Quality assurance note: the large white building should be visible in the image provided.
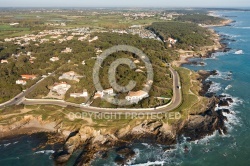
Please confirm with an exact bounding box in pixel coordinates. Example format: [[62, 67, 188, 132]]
[[125, 90, 149, 104], [52, 82, 71, 95]]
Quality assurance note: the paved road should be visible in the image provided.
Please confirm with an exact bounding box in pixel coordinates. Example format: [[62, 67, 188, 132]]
[[0, 67, 182, 113], [0, 73, 54, 109]]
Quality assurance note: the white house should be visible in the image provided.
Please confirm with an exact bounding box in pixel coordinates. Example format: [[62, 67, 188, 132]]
[[70, 90, 88, 98], [21, 75, 37, 80], [103, 88, 114, 95], [10, 23, 19, 26], [89, 36, 98, 43], [95, 48, 103, 55], [126, 90, 149, 103], [94, 91, 104, 99], [167, 37, 177, 44], [134, 60, 140, 64], [1, 60, 8, 64], [135, 69, 144, 73], [94, 88, 114, 99], [4, 38, 13, 42], [62, 47, 72, 53], [52, 82, 71, 95], [16, 80, 27, 85], [27, 52, 32, 56], [50, 57, 59, 62], [66, 36, 74, 41], [59, 71, 82, 82], [78, 34, 90, 41]]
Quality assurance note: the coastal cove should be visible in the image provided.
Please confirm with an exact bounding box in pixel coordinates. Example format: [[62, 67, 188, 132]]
[[0, 10, 250, 166]]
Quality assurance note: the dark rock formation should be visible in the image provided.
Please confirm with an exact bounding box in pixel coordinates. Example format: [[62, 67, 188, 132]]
[[197, 70, 217, 97], [114, 146, 136, 164], [218, 99, 229, 107], [179, 98, 227, 140]]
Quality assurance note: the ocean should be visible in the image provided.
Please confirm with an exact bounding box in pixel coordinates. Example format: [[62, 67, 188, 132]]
[[1, 10, 250, 166], [0, 133, 56, 165]]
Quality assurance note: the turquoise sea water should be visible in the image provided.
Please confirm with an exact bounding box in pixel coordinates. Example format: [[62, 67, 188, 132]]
[[1, 10, 250, 166]]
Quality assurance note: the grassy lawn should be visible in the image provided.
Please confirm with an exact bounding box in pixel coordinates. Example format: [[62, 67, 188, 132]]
[[0, 24, 30, 31], [0, 27, 31, 40], [164, 67, 208, 124]]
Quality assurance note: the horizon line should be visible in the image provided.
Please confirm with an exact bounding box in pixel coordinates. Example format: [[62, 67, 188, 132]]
[[0, 6, 250, 8]]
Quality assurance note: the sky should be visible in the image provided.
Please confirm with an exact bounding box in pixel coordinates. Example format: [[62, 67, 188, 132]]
[[0, 0, 249, 8]]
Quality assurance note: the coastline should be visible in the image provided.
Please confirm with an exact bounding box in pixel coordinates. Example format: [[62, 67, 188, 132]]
[[0, 114, 57, 139], [173, 18, 232, 67], [0, 16, 235, 166]]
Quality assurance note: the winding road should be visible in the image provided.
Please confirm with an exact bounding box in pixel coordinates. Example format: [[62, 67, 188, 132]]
[[0, 67, 182, 114], [0, 72, 55, 109]]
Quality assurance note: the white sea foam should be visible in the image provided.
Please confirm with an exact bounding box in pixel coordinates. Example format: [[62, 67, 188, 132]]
[[4, 143, 11, 147], [235, 27, 250, 29], [210, 52, 228, 59], [208, 70, 232, 80], [219, 93, 243, 107], [234, 50, 244, 55], [126, 148, 140, 165], [130, 161, 165, 166], [191, 131, 218, 145], [35, 150, 45, 154], [141, 143, 151, 149], [45, 150, 55, 154], [225, 85, 232, 90], [34, 150, 55, 155], [220, 33, 241, 38], [127, 92, 243, 166], [216, 93, 243, 131], [208, 82, 222, 93], [188, 93, 243, 147]]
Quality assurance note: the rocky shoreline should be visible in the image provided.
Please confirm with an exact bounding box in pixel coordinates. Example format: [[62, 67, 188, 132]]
[[51, 95, 231, 165], [0, 86, 233, 166], [174, 18, 233, 68], [0, 17, 235, 166]]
